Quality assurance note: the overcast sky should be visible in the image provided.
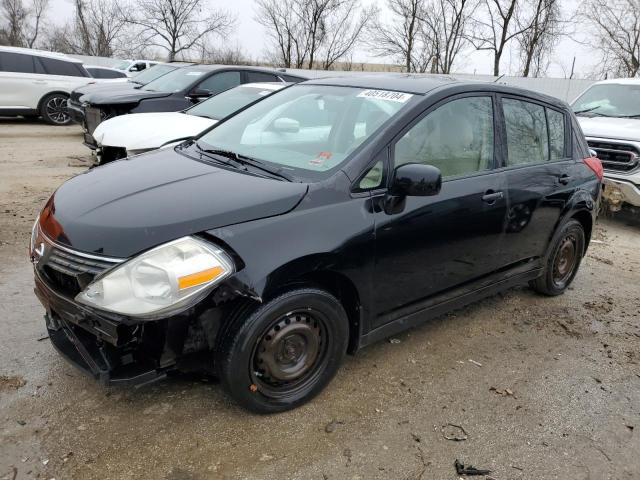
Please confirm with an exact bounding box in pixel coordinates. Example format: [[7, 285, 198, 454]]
[[48, 0, 595, 78]]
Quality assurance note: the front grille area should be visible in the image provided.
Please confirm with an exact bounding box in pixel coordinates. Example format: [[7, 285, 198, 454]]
[[85, 107, 104, 134], [587, 141, 640, 172], [40, 243, 124, 298]]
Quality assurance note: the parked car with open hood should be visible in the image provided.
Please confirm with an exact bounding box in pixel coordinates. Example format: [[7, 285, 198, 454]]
[[31, 76, 601, 412], [67, 62, 196, 128], [0, 46, 100, 125], [572, 79, 640, 210], [79, 65, 307, 148], [92, 82, 287, 164]]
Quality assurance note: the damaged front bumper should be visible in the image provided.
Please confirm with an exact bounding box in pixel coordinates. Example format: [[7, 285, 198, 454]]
[[34, 269, 228, 387]]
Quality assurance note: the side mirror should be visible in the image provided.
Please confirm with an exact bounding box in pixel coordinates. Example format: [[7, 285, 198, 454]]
[[390, 163, 442, 197], [188, 88, 212, 100], [272, 117, 300, 133]]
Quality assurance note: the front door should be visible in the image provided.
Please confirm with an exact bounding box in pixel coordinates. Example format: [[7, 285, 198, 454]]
[[371, 94, 508, 328]]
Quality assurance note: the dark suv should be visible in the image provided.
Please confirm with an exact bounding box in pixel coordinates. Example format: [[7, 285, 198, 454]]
[[31, 76, 602, 413], [77, 65, 306, 148]]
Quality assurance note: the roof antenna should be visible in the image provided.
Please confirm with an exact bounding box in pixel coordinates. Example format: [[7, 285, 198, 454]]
[[493, 74, 505, 83]]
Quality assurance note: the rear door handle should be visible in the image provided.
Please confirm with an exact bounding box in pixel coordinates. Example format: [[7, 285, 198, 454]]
[[481, 190, 504, 204], [558, 174, 571, 185]]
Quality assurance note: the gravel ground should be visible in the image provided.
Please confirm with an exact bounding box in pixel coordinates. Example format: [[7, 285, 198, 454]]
[[1, 118, 639, 480]]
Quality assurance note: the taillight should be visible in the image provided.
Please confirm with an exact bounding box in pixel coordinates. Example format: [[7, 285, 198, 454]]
[[584, 156, 603, 181]]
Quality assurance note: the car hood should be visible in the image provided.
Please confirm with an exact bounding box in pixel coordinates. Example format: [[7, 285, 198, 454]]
[[72, 82, 138, 103], [577, 116, 640, 142], [39, 148, 308, 258], [83, 88, 172, 106], [94, 112, 216, 151]]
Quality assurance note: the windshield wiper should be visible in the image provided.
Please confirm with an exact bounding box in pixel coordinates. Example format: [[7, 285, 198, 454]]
[[196, 144, 293, 182], [573, 106, 609, 116], [615, 113, 640, 118]]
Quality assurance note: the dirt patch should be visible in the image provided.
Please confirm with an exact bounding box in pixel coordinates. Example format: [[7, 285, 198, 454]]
[[0, 375, 26, 391]]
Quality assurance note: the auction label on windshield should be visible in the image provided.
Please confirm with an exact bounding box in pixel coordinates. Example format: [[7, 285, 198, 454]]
[[357, 90, 413, 103]]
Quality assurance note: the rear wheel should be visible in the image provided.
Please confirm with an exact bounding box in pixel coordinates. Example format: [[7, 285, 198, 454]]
[[40, 93, 72, 125], [216, 288, 349, 413], [530, 219, 585, 296]]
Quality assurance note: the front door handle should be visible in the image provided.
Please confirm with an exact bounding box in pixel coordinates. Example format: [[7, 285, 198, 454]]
[[558, 174, 571, 185], [481, 190, 504, 204]]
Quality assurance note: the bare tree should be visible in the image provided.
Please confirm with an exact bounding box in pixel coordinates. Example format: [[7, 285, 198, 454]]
[[470, 0, 531, 76], [255, 0, 309, 68], [0, 0, 27, 46], [420, 0, 477, 74], [515, 0, 562, 77], [128, 0, 235, 61], [319, 0, 373, 70], [578, 0, 640, 78], [366, 0, 425, 72], [0, 0, 46, 47]]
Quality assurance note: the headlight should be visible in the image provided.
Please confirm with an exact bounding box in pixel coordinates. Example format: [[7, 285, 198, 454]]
[[76, 236, 234, 317]]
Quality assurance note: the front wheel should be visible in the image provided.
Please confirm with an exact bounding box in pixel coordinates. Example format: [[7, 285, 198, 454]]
[[530, 219, 585, 296], [40, 93, 72, 125], [216, 288, 349, 413]]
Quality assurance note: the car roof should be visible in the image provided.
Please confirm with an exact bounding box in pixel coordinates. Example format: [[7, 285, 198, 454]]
[[302, 74, 569, 109], [239, 82, 285, 90], [0, 46, 83, 63], [591, 77, 640, 86], [180, 64, 299, 75]]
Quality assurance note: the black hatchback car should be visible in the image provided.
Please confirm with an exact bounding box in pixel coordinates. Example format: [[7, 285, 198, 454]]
[[31, 76, 602, 413], [77, 65, 306, 148]]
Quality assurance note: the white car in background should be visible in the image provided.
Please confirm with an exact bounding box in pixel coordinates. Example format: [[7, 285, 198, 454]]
[[0, 46, 105, 125], [92, 82, 286, 164], [112, 59, 161, 77], [572, 79, 640, 210]]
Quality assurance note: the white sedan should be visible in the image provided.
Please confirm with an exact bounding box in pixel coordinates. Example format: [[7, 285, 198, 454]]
[[92, 83, 286, 164]]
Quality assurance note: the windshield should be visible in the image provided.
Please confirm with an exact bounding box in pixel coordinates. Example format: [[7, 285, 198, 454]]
[[113, 60, 131, 70], [198, 85, 415, 180], [572, 84, 640, 117], [143, 67, 206, 92], [187, 85, 281, 120], [132, 64, 174, 85]]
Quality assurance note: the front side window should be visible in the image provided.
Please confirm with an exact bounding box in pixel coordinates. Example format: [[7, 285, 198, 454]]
[[197, 85, 415, 181], [143, 67, 209, 92], [197, 71, 242, 95], [394, 96, 494, 178], [39, 57, 88, 77], [133, 64, 175, 85], [503, 98, 549, 166], [572, 84, 640, 117]]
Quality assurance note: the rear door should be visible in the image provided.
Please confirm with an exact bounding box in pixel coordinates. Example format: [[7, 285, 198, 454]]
[[0, 51, 44, 110], [371, 93, 508, 327], [498, 95, 576, 268]]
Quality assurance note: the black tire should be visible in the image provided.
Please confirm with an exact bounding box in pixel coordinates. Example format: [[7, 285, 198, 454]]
[[216, 288, 349, 413], [529, 219, 585, 296], [40, 93, 72, 125]]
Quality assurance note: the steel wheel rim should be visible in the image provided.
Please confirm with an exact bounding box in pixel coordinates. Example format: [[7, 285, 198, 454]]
[[552, 234, 577, 287], [46, 96, 70, 124], [250, 308, 329, 399]]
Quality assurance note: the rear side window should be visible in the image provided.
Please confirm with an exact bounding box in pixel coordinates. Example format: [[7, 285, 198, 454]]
[[246, 71, 279, 83], [0, 52, 37, 73], [39, 57, 88, 77], [503, 98, 549, 166], [394, 96, 495, 179], [197, 71, 241, 95]]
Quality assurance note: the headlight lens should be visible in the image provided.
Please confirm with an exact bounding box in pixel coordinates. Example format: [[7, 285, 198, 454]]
[[75, 236, 233, 317]]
